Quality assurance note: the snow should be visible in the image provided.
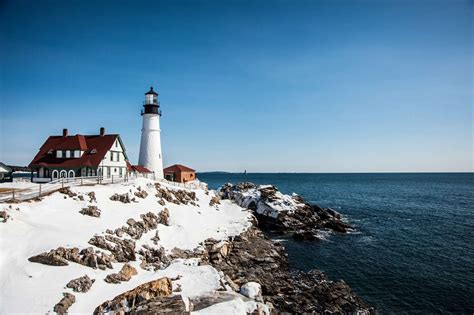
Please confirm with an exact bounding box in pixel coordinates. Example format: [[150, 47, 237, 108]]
[[193, 296, 269, 315], [224, 184, 304, 219], [240, 282, 262, 300], [0, 178, 253, 314]]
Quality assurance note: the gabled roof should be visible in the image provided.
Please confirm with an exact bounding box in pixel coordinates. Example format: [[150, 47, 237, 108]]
[[0, 162, 12, 172], [133, 165, 152, 173], [163, 164, 195, 173], [126, 161, 152, 173], [29, 134, 128, 168]]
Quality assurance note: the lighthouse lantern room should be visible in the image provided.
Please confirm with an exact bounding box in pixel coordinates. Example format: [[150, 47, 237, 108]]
[[138, 86, 164, 178]]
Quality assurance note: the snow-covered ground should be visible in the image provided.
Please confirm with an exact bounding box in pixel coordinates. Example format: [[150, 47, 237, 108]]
[[0, 178, 256, 314]]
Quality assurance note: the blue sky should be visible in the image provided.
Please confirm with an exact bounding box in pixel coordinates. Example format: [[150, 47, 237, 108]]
[[0, 0, 472, 172]]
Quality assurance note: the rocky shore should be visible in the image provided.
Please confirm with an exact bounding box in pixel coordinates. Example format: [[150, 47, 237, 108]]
[[219, 182, 352, 240], [2, 178, 373, 314], [111, 182, 374, 313]]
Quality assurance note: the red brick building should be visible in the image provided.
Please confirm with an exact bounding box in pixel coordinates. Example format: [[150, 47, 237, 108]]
[[163, 164, 196, 183]]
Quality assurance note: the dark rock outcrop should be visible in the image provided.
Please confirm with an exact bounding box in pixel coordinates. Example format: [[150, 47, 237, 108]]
[[29, 246, 114, 270], [79, 205, 101, 217], [104, 263, 137, 283], [220, 182, 352, 239], [66, 275, 95, 293], [138, 245, 171, 271], [54, 293, 75, 315], [88, 235, 136, 262], [109, 193, 131, 203], [93, 277, 173, 314], [0, 211, 10, 223], [206, 226, 373, 314]]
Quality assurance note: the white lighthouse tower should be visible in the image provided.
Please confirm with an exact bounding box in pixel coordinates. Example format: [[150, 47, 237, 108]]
[[138, 86, 164, 179]]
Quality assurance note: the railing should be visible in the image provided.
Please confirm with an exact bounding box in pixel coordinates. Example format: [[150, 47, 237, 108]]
[[0, 174, 207, 203]]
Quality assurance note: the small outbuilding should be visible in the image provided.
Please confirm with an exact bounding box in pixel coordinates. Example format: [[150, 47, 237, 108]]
[[126, 161, 153, 178], [163, 164, 196, 183], [0, 162, 13, 183]]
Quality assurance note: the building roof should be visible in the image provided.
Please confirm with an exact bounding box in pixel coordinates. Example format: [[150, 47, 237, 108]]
[[163, 164, 195, 173], [133, 165, 152, 173], [126, 161, 152, 173], [0, 162, 12, 173], [29, 133, 127, 169], [145, 86, 158, 96]]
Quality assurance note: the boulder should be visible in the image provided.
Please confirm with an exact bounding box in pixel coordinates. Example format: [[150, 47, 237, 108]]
[[240, 282, 262, 301], [53, 293, 75, 315], [66, 275, 95, 293], [94, 277, 172, 314], [0, 211, 10, 223], [88, 191, 97, 203], [79, 205, 101, 217], [109, 193, 131, 203], [104, 263, 137, 283]]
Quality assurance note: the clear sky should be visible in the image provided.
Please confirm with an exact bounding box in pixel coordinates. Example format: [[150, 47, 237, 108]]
[[0, 0, 472, 172]]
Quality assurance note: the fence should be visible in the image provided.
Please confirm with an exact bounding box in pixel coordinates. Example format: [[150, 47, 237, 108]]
[[0, 174, 207, 203]]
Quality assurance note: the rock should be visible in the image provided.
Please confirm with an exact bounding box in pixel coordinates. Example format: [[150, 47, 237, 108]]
[[109, 193, 131, 203], [240, 282, 262, 301], [139, 245, 171, 271], [132, 295, 187, 313], [28, 250, 69, 266], [0, 211, 10, 223], [29, 246, 114, 270], [204, 226, 373, 314], [220, 182, 353, 239], [53, 292, 75, 315], [79, 205, 101, 217], [59, 187, 77, 198], [293, 230, 318, 241], [134, 189, 148, 199], [93, 277, 173, 314], [126, 218, 136, 226], [88, 235, 136, 262], [189, 292, 239, 312], [209, 195, 221, 206], [66, 275, 95, 293], [88, 191, 97, 203], [158, 208, 170, 225], [104, 263, 137, 283]]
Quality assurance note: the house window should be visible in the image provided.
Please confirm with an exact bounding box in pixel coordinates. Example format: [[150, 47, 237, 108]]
[[117, 153, 120, 162], [65, 151, 71, 158], [110, 151, 114, 161], [57, 151, 63, 158], [74, 150, 81, 158], [115, 140, 118, 148], [119, 167, 123, 177]]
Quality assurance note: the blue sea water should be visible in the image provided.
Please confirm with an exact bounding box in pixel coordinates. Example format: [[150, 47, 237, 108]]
[[198, 173, 474, 314]]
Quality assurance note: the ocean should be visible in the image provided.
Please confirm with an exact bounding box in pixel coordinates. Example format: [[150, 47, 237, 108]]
[[198, 173, 474, 314]]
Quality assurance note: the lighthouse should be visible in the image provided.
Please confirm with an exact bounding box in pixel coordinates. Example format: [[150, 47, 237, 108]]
[[138, 86, 164, 179]]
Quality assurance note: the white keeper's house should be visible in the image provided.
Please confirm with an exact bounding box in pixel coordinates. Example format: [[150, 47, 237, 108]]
[[29, 127, 129, 182]]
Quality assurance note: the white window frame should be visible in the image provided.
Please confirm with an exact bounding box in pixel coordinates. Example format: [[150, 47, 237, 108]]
[[65, 151, 71, 158], [57, 151, 63, 158]]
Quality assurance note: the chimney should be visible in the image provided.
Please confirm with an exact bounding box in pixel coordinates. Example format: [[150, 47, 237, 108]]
[[100, 127, 105, 136], [63, 128, 68, 137]]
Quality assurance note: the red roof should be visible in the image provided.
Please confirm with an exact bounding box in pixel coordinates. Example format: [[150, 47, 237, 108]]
[[132, 165, 152, 173], [29, 134, 125, 168], [126, 161, 151, 173], [163, 164, 195, 173]]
